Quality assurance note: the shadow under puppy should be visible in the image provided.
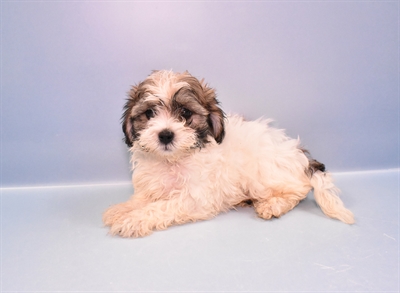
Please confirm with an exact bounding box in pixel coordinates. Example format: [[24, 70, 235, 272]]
[[103, 70, 354, 238]]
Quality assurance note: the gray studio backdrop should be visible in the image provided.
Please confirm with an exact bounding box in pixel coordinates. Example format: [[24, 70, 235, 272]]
[[2, 1, 398, 187]]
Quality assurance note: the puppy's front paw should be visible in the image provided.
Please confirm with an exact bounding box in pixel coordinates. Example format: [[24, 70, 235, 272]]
[[104, 200, 177, 237], [103, 201, 135, 227], [109, 212, 154, 238]]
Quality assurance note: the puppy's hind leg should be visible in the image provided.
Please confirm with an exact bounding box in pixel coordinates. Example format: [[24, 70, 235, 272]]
[[253, 190, 308, 220]]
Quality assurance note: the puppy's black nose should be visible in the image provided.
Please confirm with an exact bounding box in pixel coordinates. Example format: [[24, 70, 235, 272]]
[[158, 129, 174, 145]]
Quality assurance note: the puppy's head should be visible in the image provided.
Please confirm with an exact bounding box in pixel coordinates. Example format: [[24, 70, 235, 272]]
[[122, 70, 225, 158]]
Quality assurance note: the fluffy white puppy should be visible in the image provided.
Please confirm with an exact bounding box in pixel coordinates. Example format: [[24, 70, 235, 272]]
[[103, 70, 354, 237]]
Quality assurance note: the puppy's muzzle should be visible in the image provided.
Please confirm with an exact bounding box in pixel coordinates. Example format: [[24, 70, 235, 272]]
[[158, 129, 174, 145]]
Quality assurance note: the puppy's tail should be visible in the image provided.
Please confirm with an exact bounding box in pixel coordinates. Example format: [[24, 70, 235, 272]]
[[310, 171, 355, 224]]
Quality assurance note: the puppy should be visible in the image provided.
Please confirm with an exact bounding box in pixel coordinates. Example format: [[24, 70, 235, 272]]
[[103, 70, 354, 238]]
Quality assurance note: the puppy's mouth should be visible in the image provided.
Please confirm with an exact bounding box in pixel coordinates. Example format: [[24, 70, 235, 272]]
[[138, 143, 174, 152], [159, 141, 200, 153], [138, 140, 201, 155], [160, 144, 174, 152]]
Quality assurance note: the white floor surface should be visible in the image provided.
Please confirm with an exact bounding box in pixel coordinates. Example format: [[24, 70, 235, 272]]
[[1, 169, 398, 292]]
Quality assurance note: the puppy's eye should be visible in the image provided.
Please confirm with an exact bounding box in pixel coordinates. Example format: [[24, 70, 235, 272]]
[[144, 109, 155, 119], [181, 108, 192, 120]]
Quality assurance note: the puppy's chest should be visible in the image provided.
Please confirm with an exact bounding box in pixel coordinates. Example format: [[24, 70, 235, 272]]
[[134, 159, 202, 195]]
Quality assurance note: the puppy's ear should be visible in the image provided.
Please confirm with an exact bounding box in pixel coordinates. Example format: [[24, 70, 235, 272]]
[[203, 85, 226, 144], [176, 72, 226, 144], [122, 85, 141, 147], [183, 74, 226, 144]]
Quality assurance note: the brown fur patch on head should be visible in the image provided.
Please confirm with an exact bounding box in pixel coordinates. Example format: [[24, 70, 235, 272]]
[[176, 73, 226, 143], [122, 77, 159, 147]]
